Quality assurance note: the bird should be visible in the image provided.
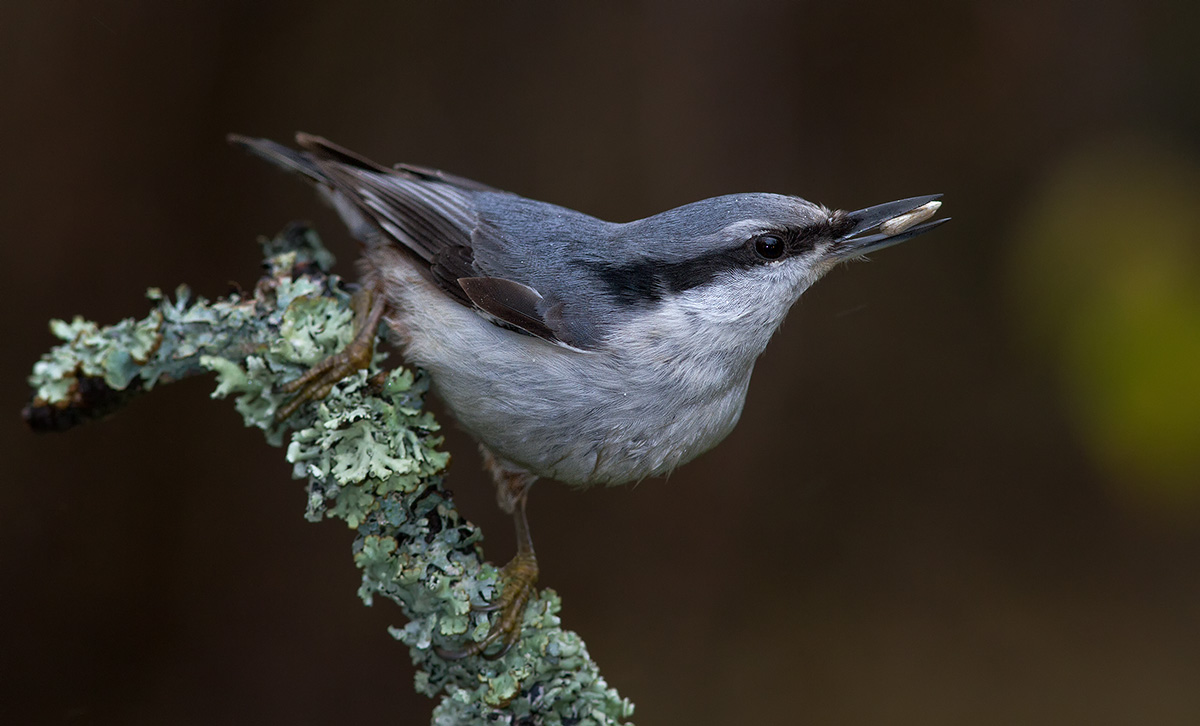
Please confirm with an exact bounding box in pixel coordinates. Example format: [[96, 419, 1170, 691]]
[[229, 132, 948, 659]]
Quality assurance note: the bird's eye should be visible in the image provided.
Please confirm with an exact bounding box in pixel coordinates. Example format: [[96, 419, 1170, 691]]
[[753, 234, 785, 260]]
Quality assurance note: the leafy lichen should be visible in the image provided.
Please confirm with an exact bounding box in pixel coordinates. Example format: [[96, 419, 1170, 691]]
[[23, 223, 634, 725]]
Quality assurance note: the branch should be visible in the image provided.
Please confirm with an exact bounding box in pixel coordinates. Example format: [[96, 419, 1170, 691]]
[[23, 223, 634, 725]]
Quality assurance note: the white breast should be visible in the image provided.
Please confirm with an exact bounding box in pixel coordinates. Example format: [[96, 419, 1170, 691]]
[[373, 272, 755, 485]]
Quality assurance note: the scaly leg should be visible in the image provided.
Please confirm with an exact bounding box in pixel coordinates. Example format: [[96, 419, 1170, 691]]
[[275, 282, 387, 421], [438, 452, 539, 660]]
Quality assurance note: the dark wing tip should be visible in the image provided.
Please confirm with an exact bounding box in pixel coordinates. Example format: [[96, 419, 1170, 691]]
[[294, 132, 393, 175], [226, 133, 323, 182], [456, 276, 592, 350], [392, 162, 503, 193]]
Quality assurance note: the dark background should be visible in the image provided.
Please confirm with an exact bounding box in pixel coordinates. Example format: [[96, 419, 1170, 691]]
[[4, 2, 1199, 724]]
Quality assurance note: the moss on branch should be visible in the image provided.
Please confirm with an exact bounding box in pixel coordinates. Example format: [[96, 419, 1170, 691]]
[[23, 223, 634, 725]]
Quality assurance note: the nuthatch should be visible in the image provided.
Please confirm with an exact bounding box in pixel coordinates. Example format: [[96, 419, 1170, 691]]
[[230, 133, 948, 658]]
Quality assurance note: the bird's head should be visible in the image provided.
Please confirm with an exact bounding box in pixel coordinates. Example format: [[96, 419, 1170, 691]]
[[603, 192, 948, 362]]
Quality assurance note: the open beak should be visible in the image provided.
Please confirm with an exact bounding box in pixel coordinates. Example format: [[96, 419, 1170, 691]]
[[830, 194, 949, 260]]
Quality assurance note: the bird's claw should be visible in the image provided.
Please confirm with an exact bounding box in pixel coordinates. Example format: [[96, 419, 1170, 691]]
[[274, 288, 383, 422], [274, 337, 374, 421], [437, 550, 538, 661]]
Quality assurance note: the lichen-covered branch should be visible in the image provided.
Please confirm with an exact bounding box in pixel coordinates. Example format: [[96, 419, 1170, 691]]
[[23, 223, 634, 726]]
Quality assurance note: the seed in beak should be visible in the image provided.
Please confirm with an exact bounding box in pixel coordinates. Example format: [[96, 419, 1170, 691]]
[[879, 200, 942, 236]]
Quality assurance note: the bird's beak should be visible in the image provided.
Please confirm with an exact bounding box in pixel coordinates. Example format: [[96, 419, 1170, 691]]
[[830, 194, 949, 260]]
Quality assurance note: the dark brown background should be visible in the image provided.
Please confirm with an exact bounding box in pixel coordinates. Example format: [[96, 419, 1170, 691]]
[[4, 2, 1199, 724]]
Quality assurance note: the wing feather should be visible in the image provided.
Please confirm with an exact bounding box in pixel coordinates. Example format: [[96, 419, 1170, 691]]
[[249, 133, 587, 349]]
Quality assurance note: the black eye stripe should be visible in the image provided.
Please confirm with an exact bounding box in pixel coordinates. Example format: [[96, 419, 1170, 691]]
[[584, 220, 833, 305], [786, 234, 818, 256]]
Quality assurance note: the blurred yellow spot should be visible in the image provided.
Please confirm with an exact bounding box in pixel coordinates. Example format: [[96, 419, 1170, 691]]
[[1007, 138, 1200, 519]]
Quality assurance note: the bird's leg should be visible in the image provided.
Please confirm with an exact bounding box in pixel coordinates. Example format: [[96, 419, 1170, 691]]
[[437, 451, 539, 661], [275, 281, 387, 421]]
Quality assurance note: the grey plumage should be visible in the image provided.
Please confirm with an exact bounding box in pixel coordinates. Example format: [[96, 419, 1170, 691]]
[[230, 133, 947, 486]]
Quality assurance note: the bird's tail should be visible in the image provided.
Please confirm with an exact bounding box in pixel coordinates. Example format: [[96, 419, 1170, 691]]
[[227, 133, 326, 184]]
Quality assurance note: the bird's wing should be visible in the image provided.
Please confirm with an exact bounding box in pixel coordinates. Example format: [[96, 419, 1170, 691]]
[[291, 135, 588, 350]]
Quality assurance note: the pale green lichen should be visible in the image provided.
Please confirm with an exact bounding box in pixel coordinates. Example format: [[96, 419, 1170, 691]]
[[24, 223, 634, 725]]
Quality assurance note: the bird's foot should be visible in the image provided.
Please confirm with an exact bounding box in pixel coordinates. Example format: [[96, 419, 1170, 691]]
[[275, 287, 385, 421], [437, 549, 539, 660]]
